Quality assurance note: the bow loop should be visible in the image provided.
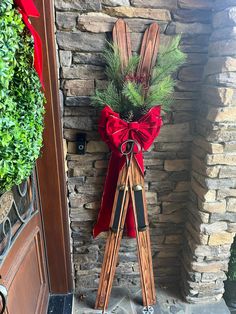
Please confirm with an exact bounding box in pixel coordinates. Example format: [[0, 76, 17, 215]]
[[99, 105, 163, 155]]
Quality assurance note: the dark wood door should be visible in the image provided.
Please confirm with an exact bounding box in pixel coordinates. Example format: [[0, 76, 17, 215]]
[[0, 173, 49, 314]]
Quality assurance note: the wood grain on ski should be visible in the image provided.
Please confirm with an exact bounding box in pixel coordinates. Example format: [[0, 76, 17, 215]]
[[130, 159, 156, 306], [95, 165, 130, 310], [112, 19, 132, 70], [136, 23, 160, 88]]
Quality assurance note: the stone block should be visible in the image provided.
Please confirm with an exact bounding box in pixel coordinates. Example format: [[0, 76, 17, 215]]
[[217, 189, 236, 199], [175, 81, 201, 92], [103, 7, 171, 21], [173, 91, 198, 100], [178, 0, 214, 9], [219, 166, 236, 178], [198, 200, 226, 214], [166, 22, 211, 35], [210, 212, 236, 223], [211, 26, 236, 42], [57, 31, 106, 52], [78, 12, 116, 33], [201, 86, 236, 107], [165, 234, 183, 244], [206, 153, 236, 166], [192, 260, 228, 272], [149, 181, 175, 193], [157, 142, 190, 152], [224, 142, 236, 152], [186, 53, 208, 65], [208, 232, 234, 245], [102, 0, 130, 6], [194, 244, 231, 259], [204, 57, 236, 76], [213, 7, 236, 29], [200, 222, 228, 235], [157, 123, 192, 142], [173, 9, 211, 23], [162, 201, 186, 214], [94, 160, 108, 169], [62, 65, 105, 80], [175, 181, 189, 192], [164, 159, 190, 171], [130, 0, 177, 9], [206, 72, 236, 89], [67, 141, 77, 154], [54, 0, 101, 11], [191, 178, 216, 202], [145, 170, 168, 181], [65, 96, 91, 107], [228, 223, 236, 232], [63, 80, 94, 96], [86, 141, 109, 153], [209, 40, 236, 57], [73, 52, 104, 65], [204, 178, 236, 189], [56, 12, 77, 30], [79, 15, 168, 34], [146, 192, 158, 205], [193, 137, 224, 154], [59, 50, 72, 67], [178, 66, 204, 82], [207, 107, 236, 123], [227, 198, 236, 212], [64, 116, 93, 130]]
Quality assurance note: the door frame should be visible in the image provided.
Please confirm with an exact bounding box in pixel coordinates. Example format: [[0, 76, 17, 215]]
[[32, 0, 73, 294]]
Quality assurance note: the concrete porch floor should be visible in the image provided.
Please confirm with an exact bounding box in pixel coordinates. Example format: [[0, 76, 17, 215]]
[[73, 284, 230, 314]]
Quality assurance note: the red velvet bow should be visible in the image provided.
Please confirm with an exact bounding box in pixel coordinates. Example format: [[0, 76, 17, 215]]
[[93, 105, 163, 238], [14, 0, 43, 87]]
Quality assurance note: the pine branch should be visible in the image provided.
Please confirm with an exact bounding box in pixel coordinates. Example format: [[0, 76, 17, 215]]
[[123, 81, 145, 107], [91, 82, 122, 112], [146, 75, 174, 111], [103, 41, 123, 90], [124, 54, 140, 77], [152, 35, 186, 85]]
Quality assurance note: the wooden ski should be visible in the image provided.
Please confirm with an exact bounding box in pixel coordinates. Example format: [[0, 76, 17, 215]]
[[129, 159, 156, 306], [95, 20, 159, 312], [136, 23, 160, 89], [112, 19, 132, 70], [95, 161, 131, 311]]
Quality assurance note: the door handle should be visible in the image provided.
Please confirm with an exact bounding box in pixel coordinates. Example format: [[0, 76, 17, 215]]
[[0, 284, 7, 314]]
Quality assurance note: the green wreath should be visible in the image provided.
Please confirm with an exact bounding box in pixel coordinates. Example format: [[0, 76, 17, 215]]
[[0, 0, 45, 193]]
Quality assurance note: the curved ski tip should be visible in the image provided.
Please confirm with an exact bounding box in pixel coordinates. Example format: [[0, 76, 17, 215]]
[[148, 22, 160, 31]]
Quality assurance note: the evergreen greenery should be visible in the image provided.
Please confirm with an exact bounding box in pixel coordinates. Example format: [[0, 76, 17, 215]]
[[0, 0, 45, 193], [92, 35, 186, 120]]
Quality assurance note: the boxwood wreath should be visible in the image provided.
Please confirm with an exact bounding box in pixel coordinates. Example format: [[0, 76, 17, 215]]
[[0, 0, 45, 193], [92, 36, 186, 121]]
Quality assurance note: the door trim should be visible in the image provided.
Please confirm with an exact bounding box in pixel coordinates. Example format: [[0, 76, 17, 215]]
[[32, 0, 73, 293]]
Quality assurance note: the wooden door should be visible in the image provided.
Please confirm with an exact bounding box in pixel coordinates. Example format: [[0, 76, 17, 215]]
[[0, 173, 49, 314]]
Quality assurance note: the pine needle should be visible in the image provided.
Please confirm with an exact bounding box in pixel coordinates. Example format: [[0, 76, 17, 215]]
[[91, 82, 122, 112], [123, 81, 144, 107], [151, 35, 186, 85], [146, 75, 174, 111]]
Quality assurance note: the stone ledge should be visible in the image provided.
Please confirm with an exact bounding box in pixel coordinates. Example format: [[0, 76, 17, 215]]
[[103, 6, 171, 20]]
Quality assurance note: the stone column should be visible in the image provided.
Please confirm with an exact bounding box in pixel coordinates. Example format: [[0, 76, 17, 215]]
[[182, 0, 236, 303]]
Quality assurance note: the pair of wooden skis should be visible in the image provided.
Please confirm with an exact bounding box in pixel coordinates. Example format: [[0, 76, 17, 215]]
[[95, 19, 160, 313]]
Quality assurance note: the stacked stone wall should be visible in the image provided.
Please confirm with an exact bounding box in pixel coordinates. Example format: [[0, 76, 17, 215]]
[[55, 0, 214, 292], [182, 0, 236, 303]]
